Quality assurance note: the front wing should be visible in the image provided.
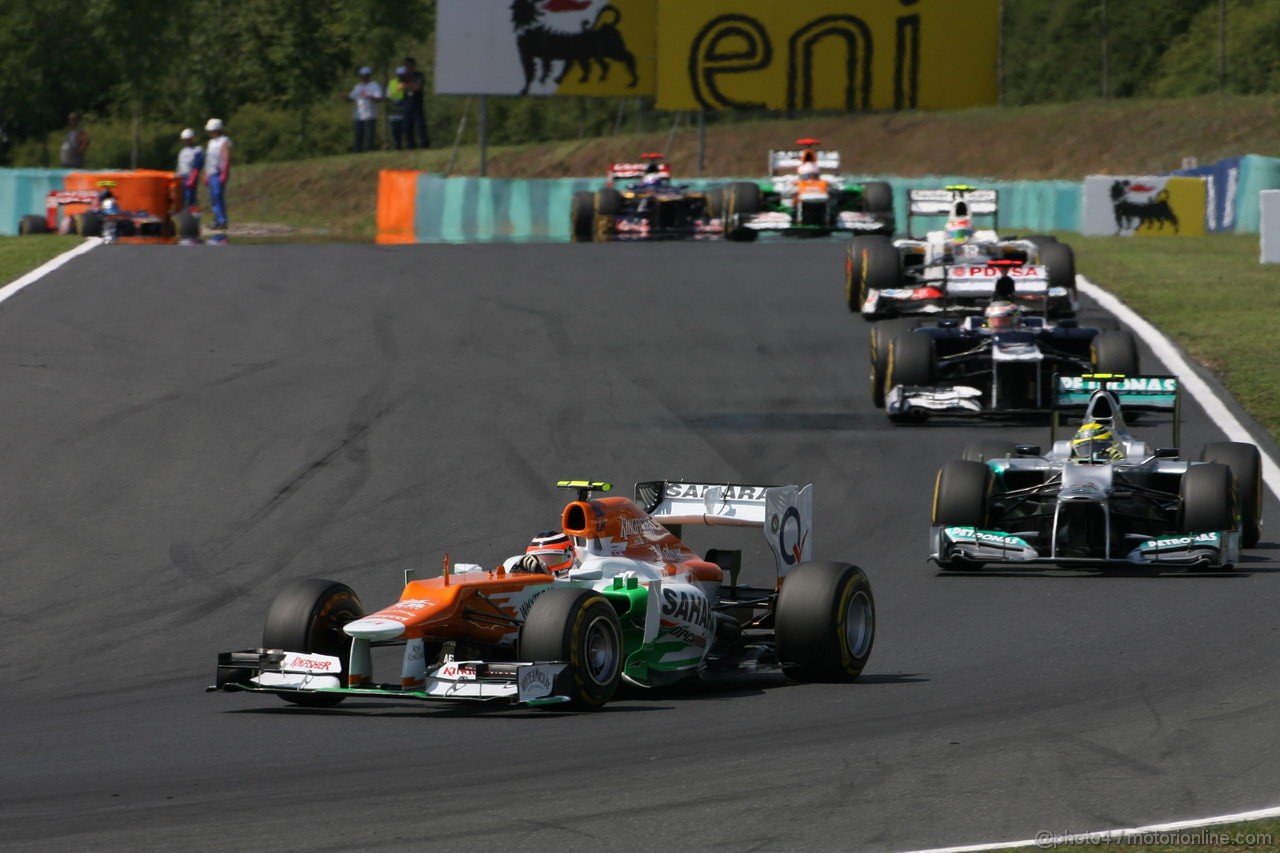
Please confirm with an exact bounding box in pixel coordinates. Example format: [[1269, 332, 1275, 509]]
[[739, 211, 892, 235], [209, 649, 573, 706], [931, 525, 1240, 569]]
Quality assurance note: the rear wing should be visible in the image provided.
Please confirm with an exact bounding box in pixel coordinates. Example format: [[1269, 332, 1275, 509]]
[[1051, 374, 1182, 447], [634, 481, 813, 577], [770, 150, 840, 175], [907, 186, 999, 233], [609, 162, 671, 182]]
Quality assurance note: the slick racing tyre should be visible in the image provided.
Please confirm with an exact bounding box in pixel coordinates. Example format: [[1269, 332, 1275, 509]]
[[776, 562, 875, 682], [592, 188, 622, 242], [18, 214, 50, 235], [77, 211, 103, 237], [262, 578, 365, 707], [704, 187, 725, 220], [1031, 237, 1076, 293], [932, 461, 993, 570], [570, 191, 594, 242], [725, 181, 761, 242], [1201, 442, 1262, 547], [860, 181, 893, 214], [884, 329, 935, 406], [847, 235, 900, 315], [174, 211, 200, 241], [962, 440, 1018, 463], [520, 588, 622, 710], [869, 318, 922, 407], [1090, 330, 1139, 376], [1179, 463, 1237, 538]]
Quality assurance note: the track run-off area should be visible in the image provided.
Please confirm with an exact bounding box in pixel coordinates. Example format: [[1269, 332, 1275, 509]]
[[1, 239, 1278, 853]]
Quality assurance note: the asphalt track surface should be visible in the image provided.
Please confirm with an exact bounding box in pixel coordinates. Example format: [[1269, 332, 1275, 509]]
[[2, 240, 1278, 853]]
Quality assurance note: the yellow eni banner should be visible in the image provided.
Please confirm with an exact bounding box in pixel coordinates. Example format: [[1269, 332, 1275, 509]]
[[655, 0, 998, 111], [435, 0, 655, 97]]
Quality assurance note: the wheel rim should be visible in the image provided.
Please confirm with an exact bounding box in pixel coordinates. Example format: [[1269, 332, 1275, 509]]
[[582, 614, 620, 686], [842, 589, 874, 659]]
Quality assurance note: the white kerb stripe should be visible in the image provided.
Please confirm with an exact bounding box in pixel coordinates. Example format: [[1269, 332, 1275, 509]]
[[0, 238, 101, 305], [1078, 274, 1280, 502], [901, 803, 1280, 853]]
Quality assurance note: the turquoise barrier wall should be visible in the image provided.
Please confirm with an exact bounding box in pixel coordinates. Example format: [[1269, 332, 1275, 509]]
[[1234, 155, 1280, 233], [0, 169, 70, 236], [410, 174, 1082, 242]]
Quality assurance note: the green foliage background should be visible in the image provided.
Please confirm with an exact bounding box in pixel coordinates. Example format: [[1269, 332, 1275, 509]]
[[0, 0, 1273, 169]]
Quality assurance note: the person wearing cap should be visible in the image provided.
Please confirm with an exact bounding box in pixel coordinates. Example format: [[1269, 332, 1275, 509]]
[[386, 66, 407, 150], [175, 128, 205, 210], [203, 118, 232, 230], [347, 66, 383, 152]]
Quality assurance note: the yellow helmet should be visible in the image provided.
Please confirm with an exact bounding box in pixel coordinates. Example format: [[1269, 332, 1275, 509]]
[[1071, 422, 1121, 462]]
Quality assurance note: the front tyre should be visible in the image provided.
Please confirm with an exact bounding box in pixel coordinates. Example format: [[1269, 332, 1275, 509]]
[[261, 578, 365, 707], [570, 191, 594, 242], [520, 588, 622, 710], [1179, 463, 1237, 536], [1201, 442, 1261, 547], [776, 562, 875, 681]]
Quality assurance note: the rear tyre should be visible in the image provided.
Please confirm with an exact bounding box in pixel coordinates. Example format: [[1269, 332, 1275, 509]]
[[1036, 239, 1076, 293], [1179, 463, 1237, 536], [78, 212, 103, 237], [725, 181, 761, 242], [570, 191, 594, 242], [869, 318, 921, 407], [1201, 442, 1262, 547], [776, 562, 875, 681], [1090, 330, 1139, 376], [860, 181, 893, 214], [262, 578, 365, 707], [885, 329, 935, 399], [962, 440, 1018, 463], [19, 215, 50, 235], [520, 588, 622, 710], [174, 211, 200, 240]]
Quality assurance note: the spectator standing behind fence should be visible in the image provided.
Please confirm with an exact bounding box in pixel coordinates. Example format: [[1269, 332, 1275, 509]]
[[176, 128, 205, 210], [386, 66, 406, 150], [60, 112, 89, 167], [401, 56, 429, 149], [203, 118, 231, 230], [348, 66, 383, 153]]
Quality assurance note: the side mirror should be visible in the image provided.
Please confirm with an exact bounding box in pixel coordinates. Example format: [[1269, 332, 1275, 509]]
[[1057, 319, 1078, 328], [1154, 447, 1179, 458], [1015, 444, 1041, 456]]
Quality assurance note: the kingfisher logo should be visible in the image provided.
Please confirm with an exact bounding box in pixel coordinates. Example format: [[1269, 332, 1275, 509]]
[[285, 655, 336, 672]]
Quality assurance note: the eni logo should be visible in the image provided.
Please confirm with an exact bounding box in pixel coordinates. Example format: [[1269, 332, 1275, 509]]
[[687, 0, 921, 111]]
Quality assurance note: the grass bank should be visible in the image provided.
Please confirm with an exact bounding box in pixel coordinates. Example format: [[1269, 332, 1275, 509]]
[[0, 235, 82, 288]]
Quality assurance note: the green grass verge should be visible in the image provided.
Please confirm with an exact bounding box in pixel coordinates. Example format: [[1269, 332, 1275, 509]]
[[1074, 233, 1280, 442], [984, 815, 1279, 852], [0, 235, 84, 288]]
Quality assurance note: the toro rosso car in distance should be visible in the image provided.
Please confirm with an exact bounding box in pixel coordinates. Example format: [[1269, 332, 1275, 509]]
[[871, 276, 1141, 420], [211, 480, 875, 711], [570, 154, 721, 242], [847, 186, 1077, 320], [720, 139, 894, 242], [930, 375, 1263, 571]]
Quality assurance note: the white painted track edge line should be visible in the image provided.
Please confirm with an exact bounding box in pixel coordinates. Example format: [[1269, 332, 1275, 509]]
[[0, 238, 100, 305], [1078, 274, 1280, 503], [901, 803, 1280, 853]]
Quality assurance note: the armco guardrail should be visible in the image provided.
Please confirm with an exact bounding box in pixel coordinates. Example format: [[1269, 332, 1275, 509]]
[[378, 172, 1083, 243]]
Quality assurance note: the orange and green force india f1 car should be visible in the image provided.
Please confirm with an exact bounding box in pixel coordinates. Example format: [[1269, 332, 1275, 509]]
[[211, 481, 875, 710]]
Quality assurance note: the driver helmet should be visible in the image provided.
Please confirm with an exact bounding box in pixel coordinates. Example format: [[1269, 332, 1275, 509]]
[[984, 300, 1020, 330], [101, 197, 119, 214], [946, 217, 973, 244], [798, 162, 820, 180], [523, 530, 575, 576], [643, 171, 665, 187], [1071, 422, 1121, 463]]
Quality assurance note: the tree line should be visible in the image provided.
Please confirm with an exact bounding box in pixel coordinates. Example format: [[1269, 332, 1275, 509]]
[[2, 0, 1277, 169]]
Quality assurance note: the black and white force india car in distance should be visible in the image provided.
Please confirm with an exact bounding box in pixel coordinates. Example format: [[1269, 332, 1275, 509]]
[[929, 375, 1264, 571], [869, 278, 1140, 419], [570, 154, 721, 242], [846, 186, 1077, 320], [719, 140, 894, 241]]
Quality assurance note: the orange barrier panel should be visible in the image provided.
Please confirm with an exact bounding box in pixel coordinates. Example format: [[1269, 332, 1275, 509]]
[[376, 169, 420, 244], [65, 170, 179, 243]]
